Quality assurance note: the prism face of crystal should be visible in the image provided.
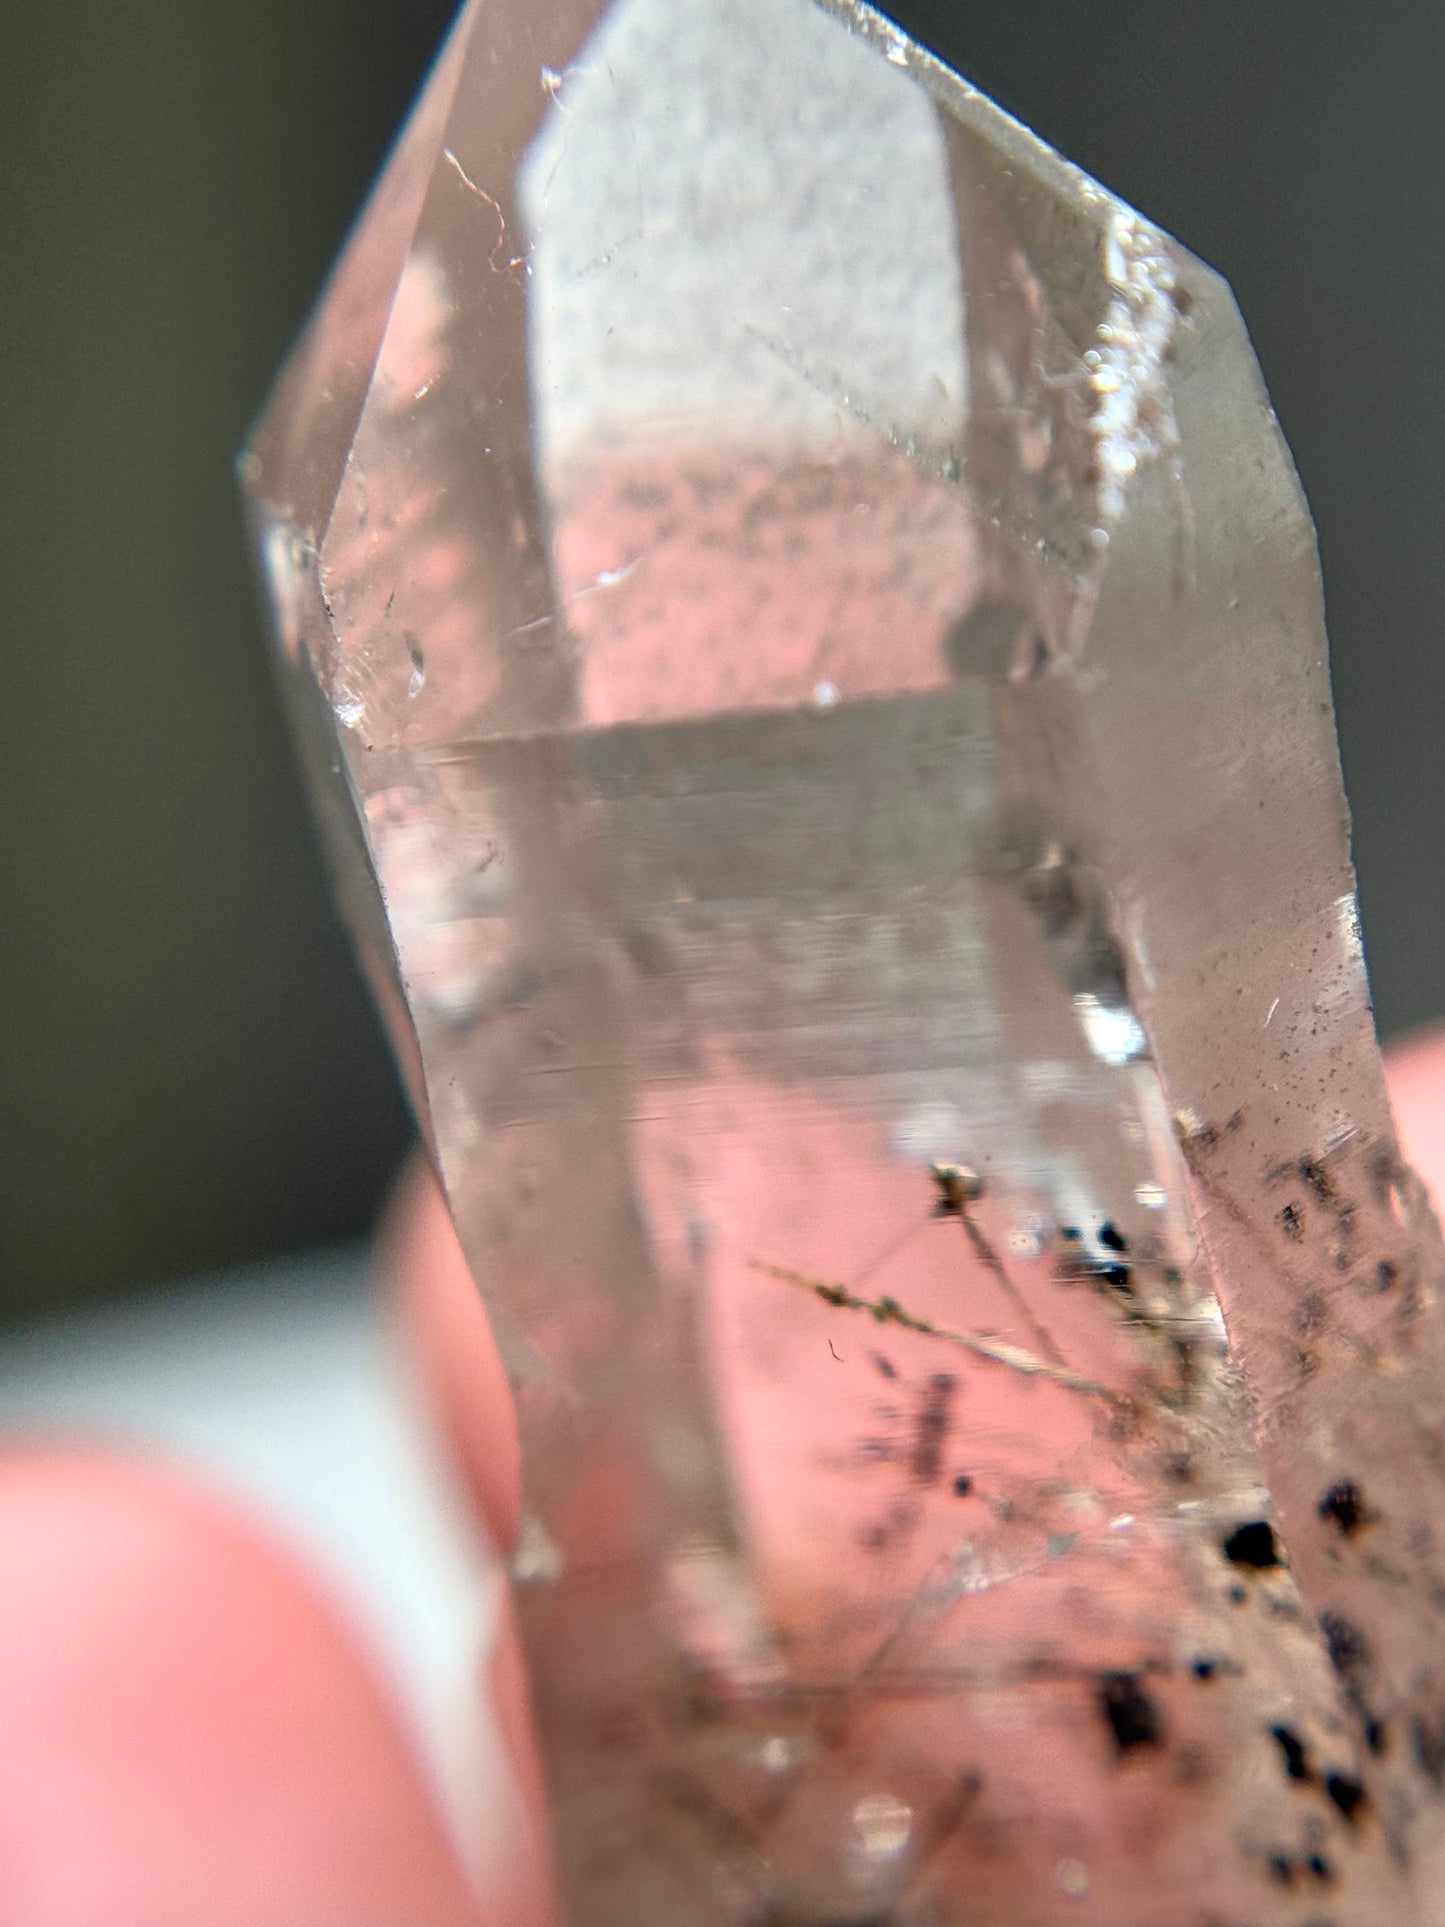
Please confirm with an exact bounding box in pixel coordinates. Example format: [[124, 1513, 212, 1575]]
[[243, 1, 1445, 1919]]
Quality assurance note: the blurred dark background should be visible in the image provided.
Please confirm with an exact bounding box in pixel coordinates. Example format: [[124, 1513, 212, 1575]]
[[0, 1, 1440, 1323]]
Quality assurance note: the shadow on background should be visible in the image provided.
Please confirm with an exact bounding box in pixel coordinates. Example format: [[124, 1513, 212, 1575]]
[[0, 0, 1440, 1321]]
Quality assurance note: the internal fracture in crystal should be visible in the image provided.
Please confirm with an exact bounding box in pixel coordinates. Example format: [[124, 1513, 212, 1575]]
[[243, 1, 1445, 1920]]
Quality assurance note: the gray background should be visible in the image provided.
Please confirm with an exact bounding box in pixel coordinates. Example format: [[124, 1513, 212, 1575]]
[[0, 0, 1440, 1320]]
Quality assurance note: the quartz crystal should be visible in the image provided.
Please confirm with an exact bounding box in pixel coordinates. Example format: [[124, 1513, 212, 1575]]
[[242, 2, 1445, 1919]]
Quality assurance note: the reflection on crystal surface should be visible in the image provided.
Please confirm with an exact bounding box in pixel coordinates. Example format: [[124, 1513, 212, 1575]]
[[243, 0, 1445, 1918]]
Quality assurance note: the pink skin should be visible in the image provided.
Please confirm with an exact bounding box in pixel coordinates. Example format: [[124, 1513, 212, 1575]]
[[1, 1032, 1441, 1924], [0, 1452, 484, 1927]]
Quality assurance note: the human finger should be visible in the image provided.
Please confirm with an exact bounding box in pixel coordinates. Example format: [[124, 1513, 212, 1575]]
[[0, 1448, 488, 1927]]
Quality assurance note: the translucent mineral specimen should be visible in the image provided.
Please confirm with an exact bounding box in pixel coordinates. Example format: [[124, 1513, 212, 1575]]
[[241, 1, 1445, 1919]]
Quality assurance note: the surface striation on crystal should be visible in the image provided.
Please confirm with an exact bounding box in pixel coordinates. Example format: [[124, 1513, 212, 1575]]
[[242, 2, 1445, 1920]]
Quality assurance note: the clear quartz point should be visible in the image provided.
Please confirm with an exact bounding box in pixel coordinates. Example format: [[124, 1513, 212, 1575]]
[[242, 1, 1445, 1919]]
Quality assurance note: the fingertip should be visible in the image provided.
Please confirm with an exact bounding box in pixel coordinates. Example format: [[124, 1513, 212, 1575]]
[[381, 1161, 561, 1921], [0, 1447, 483, 1927], [484, 1601, 558, 1927], [1385, 1025, 1445, 1207], [382, 1157, 522, 1552]]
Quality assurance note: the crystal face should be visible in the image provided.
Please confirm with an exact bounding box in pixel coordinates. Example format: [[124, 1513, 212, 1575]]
[[242, 2, 1445, 1919]]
